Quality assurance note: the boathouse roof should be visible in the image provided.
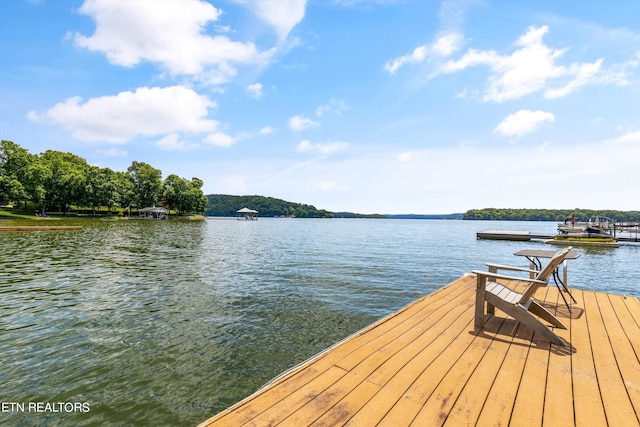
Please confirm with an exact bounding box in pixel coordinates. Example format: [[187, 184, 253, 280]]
[[139, 206, 169, 213], [236, 207, 258, 213]]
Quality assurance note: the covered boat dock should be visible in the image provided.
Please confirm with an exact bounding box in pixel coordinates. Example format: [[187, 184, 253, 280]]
[[237, 207, 258, 220], [138, 206, 169, 219]]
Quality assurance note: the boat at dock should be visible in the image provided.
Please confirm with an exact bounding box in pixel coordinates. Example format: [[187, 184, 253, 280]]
[[550, 215, 620, 247]]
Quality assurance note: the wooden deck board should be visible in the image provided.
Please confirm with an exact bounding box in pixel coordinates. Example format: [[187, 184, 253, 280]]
[[582, 290, 639, 426], [199, 275, 640, 427], [509, 285, 554, 427], [570, 289, 609, 427], [542, 287, 574, 427]]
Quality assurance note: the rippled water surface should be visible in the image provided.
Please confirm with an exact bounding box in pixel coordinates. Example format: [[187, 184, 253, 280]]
[[1, 218, 638, 426]]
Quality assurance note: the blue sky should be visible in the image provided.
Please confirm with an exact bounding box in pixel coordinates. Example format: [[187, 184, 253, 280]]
[[1, 0, 639, 214]]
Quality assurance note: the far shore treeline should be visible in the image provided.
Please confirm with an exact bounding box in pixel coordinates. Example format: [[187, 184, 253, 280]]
[[0, 140, 207, 215], [464, 208, 640, 222]]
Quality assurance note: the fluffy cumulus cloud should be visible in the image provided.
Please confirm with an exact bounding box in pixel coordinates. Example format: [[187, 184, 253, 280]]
[[203, 132, 238, 147], [385, 32, 463, 74], [288, 115, 319, 131], [494, 109, 555, 138], [297, 140, 348, 155], [441, 25, 606, 102], [73, 0, 273, 84], [32, 85, 218, 143], [156, 134, 196, 151], [259, 126, 277, 134]]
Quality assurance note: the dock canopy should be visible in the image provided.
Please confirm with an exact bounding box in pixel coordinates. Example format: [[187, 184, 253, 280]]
[[139, 206, 169, 219], [236, 207, 258, 220]]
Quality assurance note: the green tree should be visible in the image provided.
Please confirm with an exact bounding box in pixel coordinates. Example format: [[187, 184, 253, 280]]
[[85, 166, 120, 214], [163, 175, 207, 214], [0, 140, 32, 207], [163, 174, 189, 213], [127, 161, 162, 208], [38, 150, 89, 213], [24, 155, 50, 213], [115, 171, 136, 215], [189, 177, 207, 214]]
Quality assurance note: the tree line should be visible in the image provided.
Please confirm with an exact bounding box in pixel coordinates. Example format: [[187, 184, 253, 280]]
[[463, 208, 640, 222], [205, 194, 334, 218], [0, 140, 207, 215]]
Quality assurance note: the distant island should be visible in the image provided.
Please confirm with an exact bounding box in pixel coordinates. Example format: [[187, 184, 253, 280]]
[[206, 194, 350, 218], [463, 208, 640, 222], [205, 195, 640, 222]]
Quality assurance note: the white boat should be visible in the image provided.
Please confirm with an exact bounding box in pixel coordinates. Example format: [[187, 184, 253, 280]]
[[553, 215, 617, 246]]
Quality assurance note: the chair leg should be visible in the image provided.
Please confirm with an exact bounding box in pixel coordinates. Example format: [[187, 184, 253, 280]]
[[475, 275, 488, 329], [508, 304, 567, 346], [528, 300, 567, 329]]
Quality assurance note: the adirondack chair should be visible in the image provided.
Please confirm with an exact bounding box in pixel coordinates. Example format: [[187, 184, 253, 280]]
[[473, 247, 573, 346]]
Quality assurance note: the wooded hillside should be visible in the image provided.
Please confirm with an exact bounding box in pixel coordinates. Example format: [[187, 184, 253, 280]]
[[204, 194, 335, 218]]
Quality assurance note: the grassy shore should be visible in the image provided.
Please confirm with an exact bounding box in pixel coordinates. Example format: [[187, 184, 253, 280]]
[[0, 205, 205, 220]]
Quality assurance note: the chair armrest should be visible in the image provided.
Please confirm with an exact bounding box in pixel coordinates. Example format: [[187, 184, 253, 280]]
[[485, 263, 540, 274], [472, 270, 548, 286]]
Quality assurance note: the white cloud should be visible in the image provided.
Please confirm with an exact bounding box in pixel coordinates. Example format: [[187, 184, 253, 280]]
[[441, 25, 608, 102], [246, 82, 263, 99], [244, 0, 308, 41], [259, 126, 277, 134], [73, 0, 274, 84], [288, 115, 320, 131], [33, 85, 218, 143], [315, 98, 349, 117], [297, 140, 348, 155], [385, 32, 463, 74], [384, 0, 469, 75], [494, 110, 555, 138], [544, 59, 603, 98], [385, 46, 427, 74], [203, 132, 238, 147], [215, 24, 232, 34], [156, 134, 196, 151], [604, 130, 640, 147]]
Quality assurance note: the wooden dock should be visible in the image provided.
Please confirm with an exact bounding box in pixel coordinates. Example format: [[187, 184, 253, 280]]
[[477, 230, 554, 241], [199, 275, 640, 427]]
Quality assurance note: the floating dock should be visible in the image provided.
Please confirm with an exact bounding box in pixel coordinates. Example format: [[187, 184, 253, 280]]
[[477, 230, 638, 246], [199, 275, 640, 427], [476, 230, 554, 241], [0, 225, 83, 231]]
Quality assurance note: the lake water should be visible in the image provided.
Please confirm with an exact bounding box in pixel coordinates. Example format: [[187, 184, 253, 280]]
[[1, 218, 638, 426]]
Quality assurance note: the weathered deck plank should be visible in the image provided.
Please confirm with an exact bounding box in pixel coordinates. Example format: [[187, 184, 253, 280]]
[[199, 275, 640, 427]]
